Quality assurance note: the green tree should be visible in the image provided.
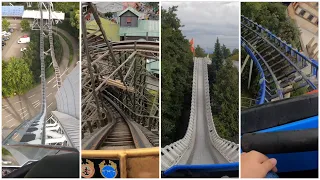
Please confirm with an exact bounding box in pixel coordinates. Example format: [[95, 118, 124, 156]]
[[221, 44, 231, 59], [20, 19, 31, 32], [232, 48, 239, 55], [70, 9, 80, 29], [53, 2, 79, 13], [195, 45, 206, 57], [211, 58, 239, 142], [161, 6, 194, 146], [241, 2, 301, 48], [2, 57, 34, 97], [2, 18, 10, 31]]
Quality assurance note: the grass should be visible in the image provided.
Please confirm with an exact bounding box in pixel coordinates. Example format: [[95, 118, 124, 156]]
[[56, 30, 74, 66], [2, 147, 12, 156]]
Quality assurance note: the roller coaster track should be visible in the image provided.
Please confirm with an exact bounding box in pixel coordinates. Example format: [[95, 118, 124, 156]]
[[3, 2, 74, 149], [81, 3, 159, 150], [161, 58, 239, 171], [241, 16, 318, 106]]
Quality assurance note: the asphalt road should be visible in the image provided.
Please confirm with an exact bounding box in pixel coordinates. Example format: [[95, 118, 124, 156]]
[[2, 20, 29, 61]]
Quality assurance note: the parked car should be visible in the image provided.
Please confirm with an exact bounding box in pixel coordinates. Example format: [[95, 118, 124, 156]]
[[21, 47, 27, 52], [2, 41, 6, 46], [18, 37, 30, 44], [3, 36, 10, 41]]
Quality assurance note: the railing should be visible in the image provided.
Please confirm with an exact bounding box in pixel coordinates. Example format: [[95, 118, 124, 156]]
[[241, 40, 266, 105], [202, 59, 239, 162], [161, 58, 239, 171], [242, 15, 318, 89]]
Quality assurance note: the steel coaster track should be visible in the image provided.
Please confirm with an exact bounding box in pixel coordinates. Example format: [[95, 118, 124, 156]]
[[241, 16, 318, 104], [161, 58, 239, 171], [3, 2, 68, 147], [81, 3, 159, 150]]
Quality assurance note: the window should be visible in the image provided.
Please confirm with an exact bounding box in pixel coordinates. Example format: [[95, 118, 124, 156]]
[[299, 9, 306, 16], [307, 14, 314, 21], [126, 17, 132, 25]]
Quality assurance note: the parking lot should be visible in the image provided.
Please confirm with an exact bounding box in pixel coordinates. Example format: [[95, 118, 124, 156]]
[[2, 19, 29, 61]]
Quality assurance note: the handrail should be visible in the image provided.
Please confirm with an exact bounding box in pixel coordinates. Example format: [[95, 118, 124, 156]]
[[241, 40, 266, 104], [242, 16, 318, 90]]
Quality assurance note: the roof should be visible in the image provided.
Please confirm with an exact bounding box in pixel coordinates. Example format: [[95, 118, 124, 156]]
[[119, 20, 159, 37], [52, 111, 80, 150], [118, 6, 141, 17], [22, 10, 65, 20], [146, 60, 159, 74], [95, 2, 123, 13], [55, 63, 80, 119], [87, 17, 120, 41], [2, 6, 24, 17]]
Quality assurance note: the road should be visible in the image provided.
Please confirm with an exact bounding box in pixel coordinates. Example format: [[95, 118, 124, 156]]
[[2, 19, 28, 61], [2, 25, 79, 140], [187, 59, 228, 164]]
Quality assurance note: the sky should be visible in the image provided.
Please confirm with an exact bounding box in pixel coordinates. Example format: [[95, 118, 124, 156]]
[[162, 2, 239, 53]]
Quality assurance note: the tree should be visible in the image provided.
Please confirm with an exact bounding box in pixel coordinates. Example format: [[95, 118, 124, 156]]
[[20, 19, 30, 32], [195, 45, 206, 57], [70, 9, 80, 29], [241, 2, 301, 48], [53, 2, 79, 13], [2, 18, 10, 31], [232, 48, 239, 55], [211, 58, 239, 142], [161, 6, 194, 146], [221, 44, 231, 59], [2, 57, 34, 97]]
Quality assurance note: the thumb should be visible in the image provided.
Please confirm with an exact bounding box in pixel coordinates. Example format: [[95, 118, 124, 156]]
[[262, 158, 277, 173]]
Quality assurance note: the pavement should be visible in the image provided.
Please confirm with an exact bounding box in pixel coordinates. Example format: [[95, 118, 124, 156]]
[[2, 25, 79, 140]]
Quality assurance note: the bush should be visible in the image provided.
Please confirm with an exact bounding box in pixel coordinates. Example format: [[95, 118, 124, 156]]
[[21, 19, 31, 32]]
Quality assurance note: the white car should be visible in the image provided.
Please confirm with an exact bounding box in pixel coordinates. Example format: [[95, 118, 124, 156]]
[[21, 47, 27, 52], [2, 160, 12, 165]]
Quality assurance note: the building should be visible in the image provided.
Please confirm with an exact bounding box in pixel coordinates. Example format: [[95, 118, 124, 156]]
[[118, 7, 159, 41], [2, 6, 24, 18], [288, 2, 318, 60]]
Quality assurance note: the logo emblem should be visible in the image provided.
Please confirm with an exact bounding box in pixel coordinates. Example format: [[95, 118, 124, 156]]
[[82, 159, 95, 178], [99, 160, 118, 178]]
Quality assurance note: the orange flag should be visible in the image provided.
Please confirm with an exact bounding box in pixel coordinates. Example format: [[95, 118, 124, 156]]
[[190, 38, 195, 56]]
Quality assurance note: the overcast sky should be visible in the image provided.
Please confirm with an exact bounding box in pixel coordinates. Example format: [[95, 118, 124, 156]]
[[162, 2, 239, 53]]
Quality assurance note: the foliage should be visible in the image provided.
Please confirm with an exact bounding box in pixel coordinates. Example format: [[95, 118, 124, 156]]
[[57, 19, 79, 39], [208, 38, 224, 85], [195, 45, 206, 57], [2, 148, 11, 156], [53, 2, 79, 13], [291, 82, 309, 97], [2, 18, 10, 31], [232, 48, 239, 55], [23, 31, 63, 83], [70, 10, 80, 29], [2, 57, 34, 97], [56, 31, 74, 66], [221, 44, 231, 59], [241, 2, 301, 48], [209, 42, 239, 142], [20, 19, 31, 32], [105, 12, 113, 18], [161, 6, 194, 146]]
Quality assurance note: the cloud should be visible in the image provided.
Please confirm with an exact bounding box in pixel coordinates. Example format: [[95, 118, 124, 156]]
[[162, 2, 239, 52]]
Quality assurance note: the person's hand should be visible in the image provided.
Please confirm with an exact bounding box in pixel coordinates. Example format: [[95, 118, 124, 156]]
[[241, 150, 277, 178]]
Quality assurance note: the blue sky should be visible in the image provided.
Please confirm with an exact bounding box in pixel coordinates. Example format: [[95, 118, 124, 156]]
[[162, 2, 239, 53]]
